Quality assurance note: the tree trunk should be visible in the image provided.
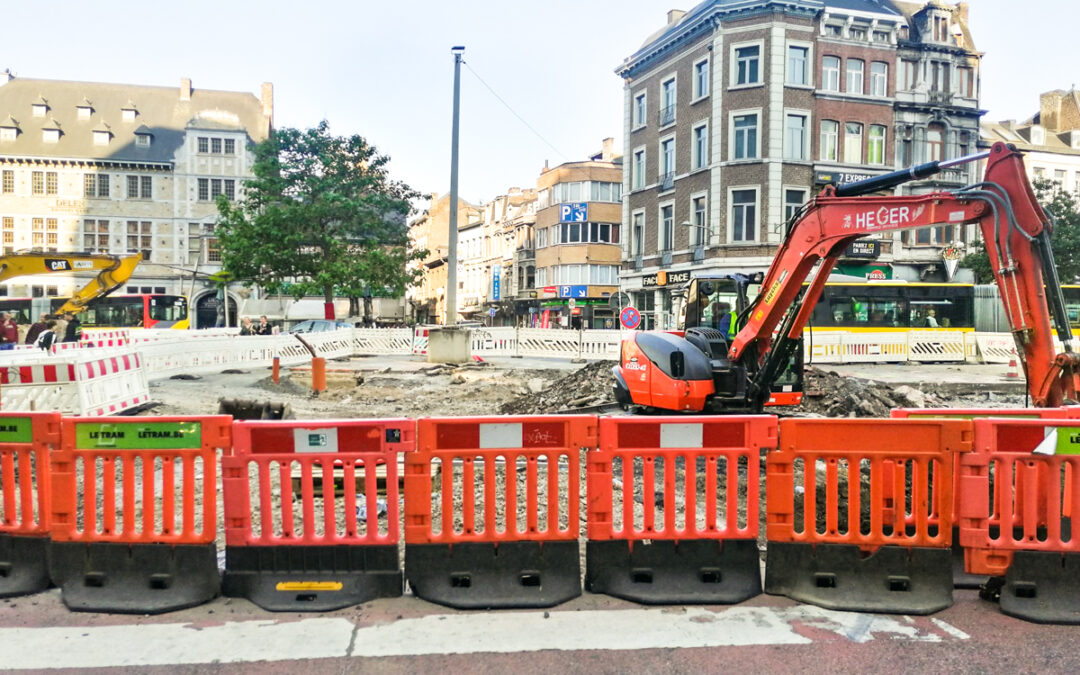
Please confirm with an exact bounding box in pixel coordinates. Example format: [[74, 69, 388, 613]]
[[349, 296, 360, 317], [363, 296, 374, 327], [323, 286, 335, 320]]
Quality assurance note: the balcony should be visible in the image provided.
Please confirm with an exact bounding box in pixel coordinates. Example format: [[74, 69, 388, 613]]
[[515, 248, 535, 262], [659, 172, 675, 192], [657, 105, 676, 127], [692, 246, 705, 262]]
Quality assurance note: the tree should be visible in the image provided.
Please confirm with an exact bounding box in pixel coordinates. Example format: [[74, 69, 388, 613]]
[[216, 121, 425, 320], [960, 178, 1080, 283]]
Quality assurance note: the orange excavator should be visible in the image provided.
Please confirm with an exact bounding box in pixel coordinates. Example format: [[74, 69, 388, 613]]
[[613, 141, 1079, 413]]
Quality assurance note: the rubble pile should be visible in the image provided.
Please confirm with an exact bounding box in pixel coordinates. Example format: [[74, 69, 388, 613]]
[[500, 361, 614, 414], [794, 367, 943, 417]]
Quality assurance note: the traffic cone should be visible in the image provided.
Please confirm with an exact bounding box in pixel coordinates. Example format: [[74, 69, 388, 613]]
[[1006, 358, 1020, 379]]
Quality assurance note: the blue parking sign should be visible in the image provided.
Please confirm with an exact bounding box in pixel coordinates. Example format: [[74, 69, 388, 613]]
[[559, 202, 587, 222]]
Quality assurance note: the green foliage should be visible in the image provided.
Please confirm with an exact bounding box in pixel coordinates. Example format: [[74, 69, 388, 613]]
[[961, 178, 1080, 283], [216, 121, 426, 311]]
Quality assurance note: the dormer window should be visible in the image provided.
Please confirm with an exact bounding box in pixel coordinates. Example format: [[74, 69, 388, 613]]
[[1031, 126, 1045, 145], [134, 126, 153, 147], [93, 122, 112, 146], [77, 98, 93, 120], [32, 104, 46, 117], [0, 128, 15, 142], [41, 119, 61, 143], [121, 101, 137, 122]]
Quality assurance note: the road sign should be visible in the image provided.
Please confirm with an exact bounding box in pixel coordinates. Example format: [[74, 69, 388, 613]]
[[608, 291, 633, 311], [568, 298, 576, 309], [620, 306, 641, 330], [559, 202, 587, 222], [489, 307, 497, 317], [559, 285, 587, 298], [493, 264, 501, 300]]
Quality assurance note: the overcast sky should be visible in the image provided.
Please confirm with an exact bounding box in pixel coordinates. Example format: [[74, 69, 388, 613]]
[[2, 0, 1073, 203]]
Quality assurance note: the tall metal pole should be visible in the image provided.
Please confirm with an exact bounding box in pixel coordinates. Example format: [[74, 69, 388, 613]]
[[445, 46, 464, 326]]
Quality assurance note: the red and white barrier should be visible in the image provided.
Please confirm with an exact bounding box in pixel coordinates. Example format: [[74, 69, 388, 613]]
[[0, 349, 150, 416]]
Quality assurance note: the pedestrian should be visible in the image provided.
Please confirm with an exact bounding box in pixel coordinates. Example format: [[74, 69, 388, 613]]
[[0, 313, 12, 350], [62, 312, 82, 343], [239, 316, 258, 336], [4, 313, 20, 347], [25, 313, 49, 345], [35, 320, 57, 351], [257, 315, 273, 336]]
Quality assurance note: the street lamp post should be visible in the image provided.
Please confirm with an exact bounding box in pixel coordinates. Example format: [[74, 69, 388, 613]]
[[446, 45, 464, 326]]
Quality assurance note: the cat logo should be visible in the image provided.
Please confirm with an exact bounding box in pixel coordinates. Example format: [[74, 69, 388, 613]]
[[44, 259, 72, 272]]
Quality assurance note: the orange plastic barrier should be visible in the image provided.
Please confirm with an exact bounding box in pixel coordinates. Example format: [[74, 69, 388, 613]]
[[0, 412, 61, 598], [48, 415, 230, 613], [891, 407, 1080, 588], [404, 415, 596, 608], [221, 419, 411, 611], [765, 418, 972, 614], [958, 418, 1080, 623], [585, 415, 776, 604]]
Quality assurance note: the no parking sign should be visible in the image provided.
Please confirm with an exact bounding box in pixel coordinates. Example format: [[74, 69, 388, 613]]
[[620, 306, 641, 330]]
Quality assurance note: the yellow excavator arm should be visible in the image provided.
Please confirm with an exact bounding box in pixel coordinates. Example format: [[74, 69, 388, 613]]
[[0, 252, 142, 316]]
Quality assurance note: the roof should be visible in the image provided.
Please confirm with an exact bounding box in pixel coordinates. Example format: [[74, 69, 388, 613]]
[[982, 119, 1080, 157], [826, 0, 902, 15], [0, 77, 271, 164]]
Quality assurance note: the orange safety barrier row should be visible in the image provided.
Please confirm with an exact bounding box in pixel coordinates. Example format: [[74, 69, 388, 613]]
[[0, 412, 61, 598], [47, 416, 231, 614], [585, 415, 776, 604], [958, 418, 1080, 623], [221, 419, 412, 611], [765, 418, 972, 614], [404, 416, 596, 609]]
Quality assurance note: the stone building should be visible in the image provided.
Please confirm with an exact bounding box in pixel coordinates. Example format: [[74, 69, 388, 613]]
[[983, 89, 1080, 196], [406, 192, 482, 324], [0, 72, 273, 326]]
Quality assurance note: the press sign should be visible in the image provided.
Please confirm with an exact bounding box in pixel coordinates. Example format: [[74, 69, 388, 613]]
[[75, 422, 202, 449], [0, 417, 33, 444]]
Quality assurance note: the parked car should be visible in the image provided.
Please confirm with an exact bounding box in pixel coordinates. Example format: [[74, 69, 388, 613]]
[[287, 319, 353, 334]]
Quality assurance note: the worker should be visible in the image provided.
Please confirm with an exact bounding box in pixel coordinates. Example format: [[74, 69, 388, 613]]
[[62, 312, 82, 343], [712, 301, 733, 335]]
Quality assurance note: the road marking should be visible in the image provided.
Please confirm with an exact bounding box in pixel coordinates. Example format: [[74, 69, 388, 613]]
[[0, 606, 967, 669]]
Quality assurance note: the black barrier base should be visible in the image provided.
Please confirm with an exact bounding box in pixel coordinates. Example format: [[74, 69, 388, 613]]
[[0, 534, 50, 598], [585, 538, 761, 605], [222, 545, 402, 611], [405, 541, 580, 609], [764, 542, 952, 614], [951, 526, 986, 589], [48, 542, 219, 614], [999, 551, 1080, 624]]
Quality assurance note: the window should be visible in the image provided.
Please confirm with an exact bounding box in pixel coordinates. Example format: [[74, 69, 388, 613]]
[[733, 44, 760, 85], [633, 149, 645, 190], [97, 174, 110, 198], [198, 178, 209, 201], [846, 59, 864, 94], [868, 125, 887, 165], [931, 62, 950, 93], [730, 189, 757, 242], [820, 120, 839, 161], [693, 59, 709, 99], [31, 104, 46, 117], [784, 189, 807, 222], [849, 27, 867, 41], [536, 227, 547, 249], [224, 138, 235, 154], [211, 138, 222, 154], [660, 78, 676, 125], [634, 92, 646, 127], [141, 175, 152, 199], [784, 113, 808, 160], [135, 134, 151, 147], [1055, 169, 1067, 187], [732, 113, 758, 160], [45, 172, 57, 195], [93, 130, 110, 146], [927, 123, 944, 162], [1, 170, 12, 194], [692, 124, 708, 170], [557, 222, 621, 245], [127, 221, 152, 254], [224, 179, 235, 201], [825, 24, 842, 37], [787, 45, 808, 86], [872, 30, 891, 43], [822, 56, 840, 91], [31, 218, 44, 247], [957, 67, 973, 97], [43, 128, 60, 143], [122, 108, 136, 122], [901, 60, 918, 90], [31, 171, 43, 195], [198, 137, 209, 153], [0, 127, 14, 142], [127, 175, 139, 199], [632, 211, 644, 256], [83, 219, 110, 251], [660, 138, 675, 181], [691, 195, 707, 246], [659, 204, 674, 251], [188, 223, 220, 263], [844, 123, 863, 164], [870, 62, 888, 97], [210, 179, 223, 199]]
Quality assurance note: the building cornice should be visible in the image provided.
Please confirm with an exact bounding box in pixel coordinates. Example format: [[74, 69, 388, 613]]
[[0, 154, 173, 170]]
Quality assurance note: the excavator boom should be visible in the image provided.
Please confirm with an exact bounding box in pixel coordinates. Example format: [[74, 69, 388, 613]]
[[0, 251, 142, 317]]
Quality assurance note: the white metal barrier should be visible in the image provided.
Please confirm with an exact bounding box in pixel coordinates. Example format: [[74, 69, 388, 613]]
[[298, 328, 355, 360], [0, 349, 150, 416], [908, 330, 967, 362], [353, 327, 413, 355], [516, 327, 582, 359], [469, 327, 517, 357]]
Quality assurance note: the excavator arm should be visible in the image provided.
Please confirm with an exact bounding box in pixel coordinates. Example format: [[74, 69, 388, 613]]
[[728, 141, 1079, 409], [0, 252, 142, 317]]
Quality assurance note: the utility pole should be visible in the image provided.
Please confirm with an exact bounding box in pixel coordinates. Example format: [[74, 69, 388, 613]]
[[446, 45, 464, 326]]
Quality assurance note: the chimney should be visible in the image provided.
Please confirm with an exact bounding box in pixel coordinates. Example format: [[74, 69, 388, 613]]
[[601, 137, 615, 162], [667, 9, 686, 25], [1, 69, 13, 85], [260, 82, 274, 125], [955, 2, 969, 24], [1041, 90, 1065, 132], [180, 77, 192, 101], [542, 159, 549, 173]]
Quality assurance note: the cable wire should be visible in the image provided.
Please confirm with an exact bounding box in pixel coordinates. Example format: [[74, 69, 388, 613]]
[[462, 61, 570, 162]]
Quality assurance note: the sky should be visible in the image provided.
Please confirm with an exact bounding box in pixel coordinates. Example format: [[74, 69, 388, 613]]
[[1, 0, 1075, 205]]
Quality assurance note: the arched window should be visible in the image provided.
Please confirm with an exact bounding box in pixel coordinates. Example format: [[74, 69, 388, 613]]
[[926, 122, 945, 162]]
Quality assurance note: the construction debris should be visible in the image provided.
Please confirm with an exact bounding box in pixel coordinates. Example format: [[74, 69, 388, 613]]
[[500, 361, 613, 414]]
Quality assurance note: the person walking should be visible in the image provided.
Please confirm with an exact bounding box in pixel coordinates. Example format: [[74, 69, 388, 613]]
[[0, 313, 13, 350], [25, 313, 49, 345], [62, 312, 82, 343], [35, 320, 57, 351]]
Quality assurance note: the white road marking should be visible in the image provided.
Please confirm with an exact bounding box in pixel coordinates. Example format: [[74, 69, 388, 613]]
[[0, 606, 968, 670]]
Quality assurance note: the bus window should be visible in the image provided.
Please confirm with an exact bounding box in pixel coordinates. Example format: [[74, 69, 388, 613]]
[[149, 296, 187, 322]]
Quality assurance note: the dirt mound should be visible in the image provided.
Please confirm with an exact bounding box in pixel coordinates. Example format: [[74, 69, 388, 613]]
[[794, 366, 944, 417], [500, 361, 613, 414]]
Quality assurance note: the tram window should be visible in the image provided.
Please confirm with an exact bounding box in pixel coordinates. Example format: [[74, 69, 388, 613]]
[[1068, 304, 1080, 329], [829, 297, 904, 327]]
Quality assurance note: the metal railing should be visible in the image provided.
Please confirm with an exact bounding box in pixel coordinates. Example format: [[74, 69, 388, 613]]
[[658, 105, 676, 127]]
